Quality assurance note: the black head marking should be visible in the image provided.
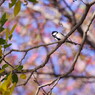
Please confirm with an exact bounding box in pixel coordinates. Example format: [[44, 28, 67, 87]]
[[52, 31, 58, 37], [52, 31, 58, 35]]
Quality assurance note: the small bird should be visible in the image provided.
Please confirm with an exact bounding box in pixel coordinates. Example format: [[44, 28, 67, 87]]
[[52, 31, 65, 41], [52, 31, 80, 45]]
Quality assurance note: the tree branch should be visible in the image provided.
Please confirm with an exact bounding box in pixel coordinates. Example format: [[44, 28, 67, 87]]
[[32, 7, 95, 94], [22, 4, 92, 85]]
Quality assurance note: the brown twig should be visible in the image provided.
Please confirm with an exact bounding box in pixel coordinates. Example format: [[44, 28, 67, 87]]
[[33, 74, 48, 95], [0, 40, 80, 65], [44, 9, 95, 92], [3, 58, 14, 68], [59, 9, 95, 79], [4, 40, 80, 55], [35, 78, 60, 95], [34, 6, 95, 94], [19, 51, 28, 66], [22, 3, 91, 86]]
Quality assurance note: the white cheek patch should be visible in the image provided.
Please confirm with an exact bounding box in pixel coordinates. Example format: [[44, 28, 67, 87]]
[[53, 32, 57, 36]]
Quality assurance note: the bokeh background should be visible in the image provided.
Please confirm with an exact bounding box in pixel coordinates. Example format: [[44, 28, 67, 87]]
[[0, 0, 95, 95]]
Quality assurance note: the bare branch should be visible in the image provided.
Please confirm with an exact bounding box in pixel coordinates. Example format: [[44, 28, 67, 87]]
[[47, 78, 60, 95], [21, 4, 92, 85], [33, 74, 47, 95], [4, 40, 80, 55], [19, 51, 28, 66], [59, 8, 95, 79], [3, 58, 14, 68], [35, 78, 60, 95], [35, 7, 95, 93], [89, 1, 95, 6], [0, 40, 80, 67], [36, 72, 95, 79]]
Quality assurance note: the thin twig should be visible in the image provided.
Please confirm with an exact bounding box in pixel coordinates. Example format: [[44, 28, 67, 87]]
[[47, 78, 60, 95], [59, 9, 95, 79], [35, 7, 95, 94], [3, 58, 14, 68], [23, 4, 92, 85], [19, 51, 28, 65], [4, 40, 80, 56], [33, 74, 47, 95], [35, 78, 59, 95], [0, 40, 80, 67]]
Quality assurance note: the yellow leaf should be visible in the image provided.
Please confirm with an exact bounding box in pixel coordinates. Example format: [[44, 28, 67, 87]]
[[10, 24, 17, 35], [6, 28, 10, 41], [6, 13, 10, 19], [14, 0, 21, 16], [0, 69, 4, 73], [20, 74, 26, 79], [9, 83, 16, 95], [3, 90, 10, 95], [0, 73, 16, 95], [0, 73, 12, 92]]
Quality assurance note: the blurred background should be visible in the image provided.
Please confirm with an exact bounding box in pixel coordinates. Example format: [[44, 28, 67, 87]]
[[0, 0, 95, 95]]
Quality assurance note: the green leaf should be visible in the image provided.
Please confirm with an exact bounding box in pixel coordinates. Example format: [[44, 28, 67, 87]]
[[28, 0, 38, 3], [0, 38, 6, 45], [17, 65, 23, 71], [0, 27, 4, 32], [2, 64, 9, 69], [9, 0, 17, 8], [14, 0, 21, 16], [0, 13, 7, 33], [4, 43, 12, 49], [0, 13, 7, 27], [20, 74, 26, 79], [12, 74, 18, 83]]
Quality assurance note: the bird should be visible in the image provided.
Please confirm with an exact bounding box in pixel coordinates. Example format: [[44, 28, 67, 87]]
[[52, 31, 66, 41], [52, 31, 80, 45]]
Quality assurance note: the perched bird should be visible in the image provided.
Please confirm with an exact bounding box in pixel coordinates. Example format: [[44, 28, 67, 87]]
[[52, 31, 80, 45], [52, 31, 65, 41]]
